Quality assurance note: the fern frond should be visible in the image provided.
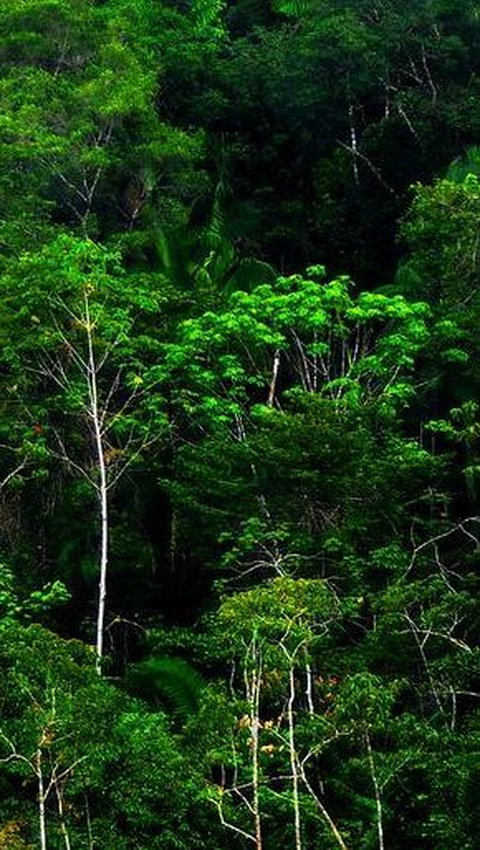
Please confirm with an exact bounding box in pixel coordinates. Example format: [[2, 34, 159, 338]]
[[128, 656, 205, 720], [272, 0, 311, 16]]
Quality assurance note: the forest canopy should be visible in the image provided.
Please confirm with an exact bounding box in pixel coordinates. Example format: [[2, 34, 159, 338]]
[[1, 1, 480, 848]]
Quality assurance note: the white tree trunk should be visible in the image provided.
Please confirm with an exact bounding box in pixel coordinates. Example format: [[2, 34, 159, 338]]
[[365, 730, 385, 850], [267, 349, 281, 407], [305, 656, 314, 716], [94, 443, 108, 676], [287, 666, 303, 850], [85, 295, 109, 676], [55, 782, 72, 850], [299, 762, 349, 850], [37, 749, 47, 850], [250, 645, 263, 850]]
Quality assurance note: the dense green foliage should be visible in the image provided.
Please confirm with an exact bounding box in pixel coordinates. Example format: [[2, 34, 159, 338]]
[[2, 1, 480, 847]]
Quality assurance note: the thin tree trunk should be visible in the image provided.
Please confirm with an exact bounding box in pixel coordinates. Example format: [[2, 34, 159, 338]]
[[84, 793, 95, 850], [347, 91, 359, 185], [55, 782, 72, 850], [365, 729, 385, 850], [298, 762, 349, 850], [250, 644, 263, 850], [37, 749, 47, 850], [85, 294, 109, 675], [287, 666, 303, 850], [305, 656, 314, 716], [405, 612, 445, 720], [267, 349, 281, 407], [94, 449, 108, 675]]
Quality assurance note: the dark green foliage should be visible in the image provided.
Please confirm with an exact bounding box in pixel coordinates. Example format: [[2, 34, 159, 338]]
[[2, 1, 480, 848]]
